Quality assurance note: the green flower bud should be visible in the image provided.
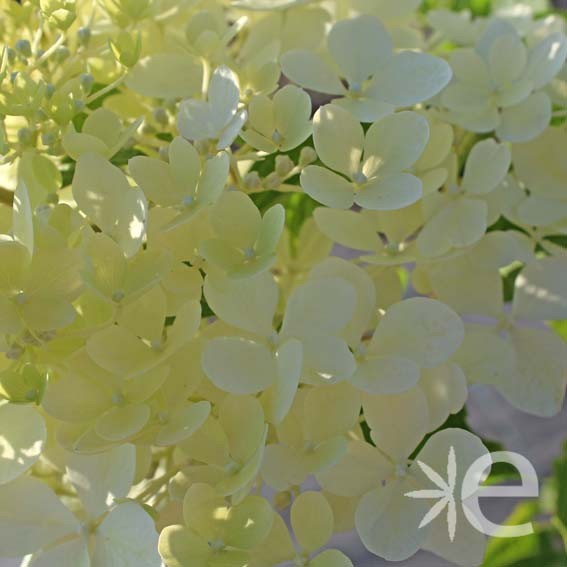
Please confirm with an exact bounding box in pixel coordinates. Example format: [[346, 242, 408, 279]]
[[17, 127, 34, 147], [15, 39, 32, 58], [41, 131, 56, 146], [44, 83, 55, 99], [6, 47, 16, 65], [79, 73, 94, 94], [54, 45, 71, 63], [40, 0, 77, 30], [77, 26, 91, 47]]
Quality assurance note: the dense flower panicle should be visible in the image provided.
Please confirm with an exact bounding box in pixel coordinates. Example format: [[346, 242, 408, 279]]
[[0, 1, 567, 566]]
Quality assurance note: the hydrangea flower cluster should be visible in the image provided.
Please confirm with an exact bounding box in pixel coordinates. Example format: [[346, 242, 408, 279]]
[[0, 1, 567, 566]]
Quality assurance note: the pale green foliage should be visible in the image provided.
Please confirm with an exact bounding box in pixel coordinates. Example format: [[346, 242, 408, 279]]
[[0, 1, 566, 566]]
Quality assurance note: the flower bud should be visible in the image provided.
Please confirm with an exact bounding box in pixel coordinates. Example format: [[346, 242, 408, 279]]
[[44, 83, 55, 99], [15, 39, 32, 58], [46, 192, 59, 205], [299, 146, 317, 167], [40, 0, 77, 30], [243, 171, 262, 190], [153, 107, 168, 126], [79, 73, 94, 94], [54, 45, 71, 63], [77, 27, 91, 47], [6, 47, 16, 65], [275, 155, 294, 177], [17, 127, 34, 147], [264, 172, 281, 190], [41, 131, 56, 146]]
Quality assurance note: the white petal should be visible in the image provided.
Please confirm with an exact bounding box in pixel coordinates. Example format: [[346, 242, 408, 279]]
[[525, 33, 567, 90], [291, 492, 334, 553], [416, 429, 489, 567], [281, 50, 346, 95], [420, 364, 468, 431], [310, 549, 353, 567], [461, 139, 511, 195], [453, 326, 516, 386], [333, 96, 394, 123], [198, 152, 229, 205], [309, 257, 377, 347], [126, 54, 203, 98], [208, 66, 241, 132], [204, 271, 278, 336], [300, 166, 355, 209], [496, 93, 551, 143], [356, 478, 429, 561], [0, 404, 45, 485], [282, 277, 356, 338], [0, 476, 79, 557], [370, 51, 452, 107], [30, 537, 90, 567], [217, 108, 247, 149], [302, 335, 357, 384], [303, 382, 361, 443], [65, 444, 136, 518], [364, 111, 430, 175], [448, 48, 491, 88], [177, 100, 215, 142], [355, 173, 423, 211], [313, 207, 380, 252], [317, 440, 392, 497], [513, 256, 567, 320], [352, 355, 421, 395], [261, 339, 302, 425], [327, 15, 392, 85], [417, 197, 488, 257], [371, 297, 465, 368], [363, 387, 429, 460], [92, 502, 160, 567], [498, 327, 567, 417], [488, 34, 527, 86], [313, 104, 364, 176], [202, 337, 275, 394], [12, 179, 34, 257]]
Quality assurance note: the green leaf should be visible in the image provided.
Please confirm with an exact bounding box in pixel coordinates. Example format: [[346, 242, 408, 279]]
[[554, 441, 567, 529], [483, 508, 562, 567], [552, 321, 567, 341]]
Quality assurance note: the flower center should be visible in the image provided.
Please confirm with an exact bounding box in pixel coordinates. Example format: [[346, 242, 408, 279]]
[[112, 290, 125, 303], [224, 458, 241, 475], [182, 195, 195, 207], [385, 242, 401, 255], [14, 291, 26, 305], [353, 170, 368, 186], [243, 247, 255, 259], [112, 392, 126, 406], [208, 540, 225, 552], [395, 462, 408, 478]]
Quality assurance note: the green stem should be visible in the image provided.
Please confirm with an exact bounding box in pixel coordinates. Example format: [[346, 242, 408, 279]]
[[32, 34, 66, 69], [85, 73, 127, 105]]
